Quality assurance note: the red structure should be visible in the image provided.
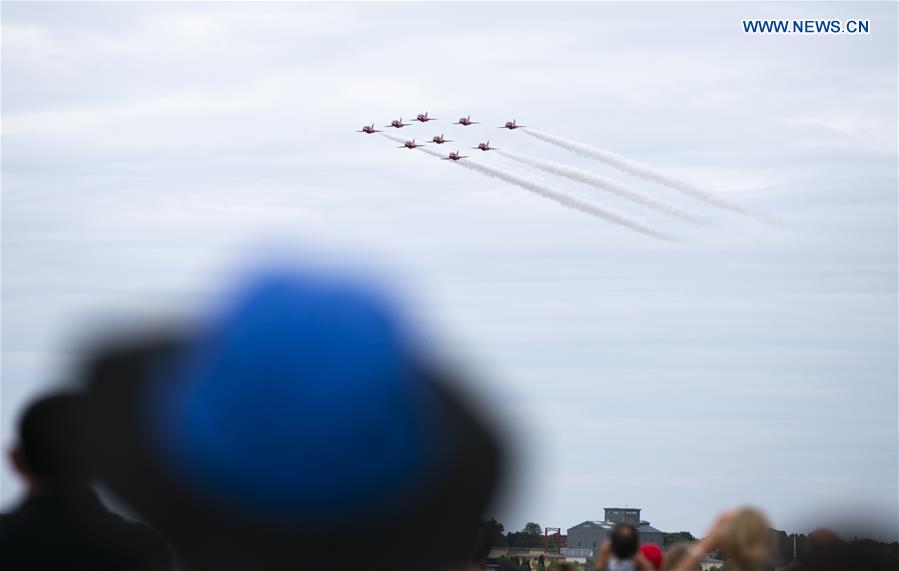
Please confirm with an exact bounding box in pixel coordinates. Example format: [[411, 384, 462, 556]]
[[544, 527, 563, 551]]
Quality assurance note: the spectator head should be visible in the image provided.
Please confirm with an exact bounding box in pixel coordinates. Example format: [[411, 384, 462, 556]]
[[722, 507, 773, 571], [11, 394, 86, 489], [74, 266, 505, 571], [661, 543, 698, 571], [799, 528, 841, 565], [467, 521, 495, 565], [611, 522, 640, 559], [640, 543, 663, 570]]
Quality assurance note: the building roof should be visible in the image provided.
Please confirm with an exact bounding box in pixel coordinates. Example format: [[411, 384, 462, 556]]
[[638, 523, 663, 534]]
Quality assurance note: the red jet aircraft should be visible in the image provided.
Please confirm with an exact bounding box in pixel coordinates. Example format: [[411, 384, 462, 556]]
[[431, 134, 452, 144], [356, 124, 381, 134], [384, 118, 411, 128], [453, 115, 479, 126], [413, 112, 437, 123], [473, 141, 495, 151], [442, 151, 468, 161], [398, 139, 426, 149], [499, 119, 526, 129]]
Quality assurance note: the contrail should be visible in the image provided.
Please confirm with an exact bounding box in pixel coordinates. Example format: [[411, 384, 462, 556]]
[[383, 131, 674, 240], [449, 157, 674, 242], [381, 132, 407, 144], [495, 149, 705, 225], [522, 128, 769, 222]]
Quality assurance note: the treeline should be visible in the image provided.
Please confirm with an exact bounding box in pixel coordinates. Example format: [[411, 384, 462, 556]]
[[485, 519, 548, 548]]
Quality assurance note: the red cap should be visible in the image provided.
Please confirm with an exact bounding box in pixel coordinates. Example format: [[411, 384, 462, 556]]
[[640, 544, 663, 571]]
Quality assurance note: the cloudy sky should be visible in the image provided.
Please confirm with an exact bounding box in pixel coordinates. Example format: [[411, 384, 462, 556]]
[[2, 2, 896, 539]]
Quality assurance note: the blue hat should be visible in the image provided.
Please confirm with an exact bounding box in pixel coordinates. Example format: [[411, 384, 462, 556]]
[[75, 265, 504, 570], [145, 269, 443, 521]]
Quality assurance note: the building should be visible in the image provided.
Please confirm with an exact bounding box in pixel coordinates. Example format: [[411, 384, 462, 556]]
[[565, 508, 665, 557]]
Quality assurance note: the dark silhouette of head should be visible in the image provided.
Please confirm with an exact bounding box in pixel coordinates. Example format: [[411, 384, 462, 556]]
[[611, 522, 640, 559], [468, 521, 495, 564], [11, 394, 86, 489], [72, 267, 506, 571]]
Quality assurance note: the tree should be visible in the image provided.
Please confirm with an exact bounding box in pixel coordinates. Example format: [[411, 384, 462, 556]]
[[663, 531, 696, 546], [507, 522, 544, 548]]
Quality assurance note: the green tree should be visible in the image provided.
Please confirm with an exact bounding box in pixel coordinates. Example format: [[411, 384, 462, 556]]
[[507, 522, 544, 548], [663, 531, 696, 546]]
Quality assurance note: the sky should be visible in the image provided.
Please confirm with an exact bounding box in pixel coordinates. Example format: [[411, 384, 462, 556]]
[[2, 2, 897, 540]]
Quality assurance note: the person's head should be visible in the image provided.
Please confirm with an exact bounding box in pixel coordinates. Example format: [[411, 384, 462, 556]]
[[611, 522, 640, 560], [467, 521, 495, 566], [10, 394, 86, 490], [798, 528, 840, 565], [661, 543, 698, 571], [74, 266, 506, 571], [640, 543, 663, 570], [721, 507, 773, 571]]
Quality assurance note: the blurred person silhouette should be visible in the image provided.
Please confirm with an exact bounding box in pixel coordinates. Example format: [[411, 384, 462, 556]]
[[639, 543, 663, 570], [551, 563, 576, 571], [777, 527, 898, 571], [459, 520, 497, 570], [595, 522, 654, 571], [62, 266, 505, 571], [776, 528, 842, 571], [660, 543, 697, 571], [668, 508, 773, 571], [0, 394, 172, 570]]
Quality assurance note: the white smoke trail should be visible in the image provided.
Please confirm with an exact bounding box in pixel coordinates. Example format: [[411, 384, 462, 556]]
[[496, 150, 705, 225], [381, 132, 407, 144], [382, 132, 673, 240], [523, 128, 770, 222], [450, 157, 675, 242]]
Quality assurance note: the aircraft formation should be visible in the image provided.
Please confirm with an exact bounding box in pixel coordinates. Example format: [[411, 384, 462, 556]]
[[357, 112, 521, 161], [356, 111, 769, 241]]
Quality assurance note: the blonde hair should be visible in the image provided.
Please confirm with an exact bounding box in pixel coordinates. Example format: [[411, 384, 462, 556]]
[[662, 543, 698, 571], [723, 507, 774, 571]]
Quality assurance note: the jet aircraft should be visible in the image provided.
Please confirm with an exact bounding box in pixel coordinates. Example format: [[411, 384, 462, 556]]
[[454, 115, 479, 126], [385, 118, 411, 128], [399, 139, 426, 149], [499, 120, 526, 130]]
